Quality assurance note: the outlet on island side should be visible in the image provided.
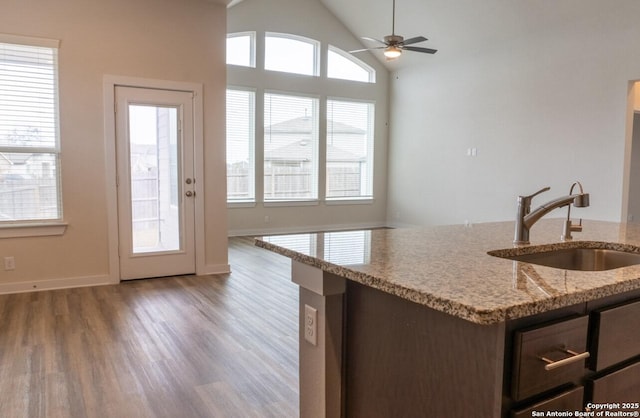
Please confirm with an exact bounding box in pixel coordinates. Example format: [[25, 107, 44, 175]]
[[4, 256, 15, 271], [304, 304, 317, 346]]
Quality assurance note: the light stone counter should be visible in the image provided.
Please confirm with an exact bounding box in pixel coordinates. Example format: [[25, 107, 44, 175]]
[[256, 219, 640, 325]]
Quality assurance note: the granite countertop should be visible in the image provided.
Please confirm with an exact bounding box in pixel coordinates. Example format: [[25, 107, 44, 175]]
[[255, 219, 640, 325]]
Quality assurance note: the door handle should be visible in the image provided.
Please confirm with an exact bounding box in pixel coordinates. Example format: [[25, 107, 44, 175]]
[[185, 190, 195, 197]]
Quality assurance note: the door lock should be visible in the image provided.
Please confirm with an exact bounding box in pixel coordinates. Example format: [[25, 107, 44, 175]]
[[185, 178, 194, 185]]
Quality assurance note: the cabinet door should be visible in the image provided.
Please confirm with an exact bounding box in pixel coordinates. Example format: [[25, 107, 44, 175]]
[[590, 361, 640, 403], [590, 299, 640, 371], [512, 316, 589, 401], [511, 386, 583, 418]]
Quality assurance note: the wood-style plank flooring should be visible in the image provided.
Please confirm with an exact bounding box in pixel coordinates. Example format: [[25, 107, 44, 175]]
[[0, 238, 299, 418]]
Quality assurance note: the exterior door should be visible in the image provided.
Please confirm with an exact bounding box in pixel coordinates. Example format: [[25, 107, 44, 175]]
[[115, 86, 196, 280]]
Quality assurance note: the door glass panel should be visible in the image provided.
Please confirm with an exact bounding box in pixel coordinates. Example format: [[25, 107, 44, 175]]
[[128, 104, 181, 253]]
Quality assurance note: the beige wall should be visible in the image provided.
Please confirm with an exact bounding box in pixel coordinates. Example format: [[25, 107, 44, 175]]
[[0, 0, 228, 290]]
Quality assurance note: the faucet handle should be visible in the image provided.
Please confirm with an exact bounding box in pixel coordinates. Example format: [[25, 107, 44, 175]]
[[523, 186, 551, 199], [519, 186, 551, 204]]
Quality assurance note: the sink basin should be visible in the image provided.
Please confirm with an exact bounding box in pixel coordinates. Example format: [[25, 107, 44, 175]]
[[490, 247, 640, 271]]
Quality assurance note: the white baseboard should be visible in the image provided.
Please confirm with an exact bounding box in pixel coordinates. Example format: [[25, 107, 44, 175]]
[[0, 274, 116, 295], [198, 263, 231, 275], [228, 221, 390, 237]]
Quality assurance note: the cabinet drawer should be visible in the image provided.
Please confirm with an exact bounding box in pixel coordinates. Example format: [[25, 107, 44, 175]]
[[590, 298, 640, 371], [590, 361, 640, 403], [512, 316, 589, 401], [511, 386, 584, 418]]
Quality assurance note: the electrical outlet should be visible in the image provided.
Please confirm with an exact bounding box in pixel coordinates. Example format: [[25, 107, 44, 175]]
[[4, 256, 15, 271], [304, 304, 317, 346]]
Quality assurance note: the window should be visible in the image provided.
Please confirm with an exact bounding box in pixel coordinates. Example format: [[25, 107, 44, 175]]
[[328, 46, 375, 83], [264, 93, 319, 200], [226, 32, 378, 205], [326, 99, 374, 199], [265, 33, 319, 76], [226, 88, 255, 202], [0, 36, 62, 223], [226, 32, 255, 67]]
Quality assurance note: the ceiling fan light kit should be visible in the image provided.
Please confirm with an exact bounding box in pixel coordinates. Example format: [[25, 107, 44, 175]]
[[350, 0, 437, 60]]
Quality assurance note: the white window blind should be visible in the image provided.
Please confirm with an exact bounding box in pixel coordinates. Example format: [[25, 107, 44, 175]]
[[0, 38, 62, 222], [226, 88, 255, 202], [264, 93, 319, 200], [326, 99, 374, 199]]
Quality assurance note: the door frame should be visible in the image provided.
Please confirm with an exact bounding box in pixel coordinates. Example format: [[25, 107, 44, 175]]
[[103, 75, 205, 283]]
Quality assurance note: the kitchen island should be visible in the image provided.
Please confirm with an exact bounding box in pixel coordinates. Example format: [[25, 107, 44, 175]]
[[256, 220, 640, 417]]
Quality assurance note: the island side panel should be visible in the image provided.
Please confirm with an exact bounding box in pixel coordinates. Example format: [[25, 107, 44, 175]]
[[344, 281, 505, 418]]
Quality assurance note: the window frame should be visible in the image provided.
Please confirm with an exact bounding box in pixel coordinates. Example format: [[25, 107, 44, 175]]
[[0, 33, 66, 237]]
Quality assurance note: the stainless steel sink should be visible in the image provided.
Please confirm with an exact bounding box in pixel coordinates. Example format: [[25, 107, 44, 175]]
[[489, 247, 640, 271]]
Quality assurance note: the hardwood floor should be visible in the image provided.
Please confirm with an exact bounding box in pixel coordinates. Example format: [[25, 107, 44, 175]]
[[0, 238, 299, 418]]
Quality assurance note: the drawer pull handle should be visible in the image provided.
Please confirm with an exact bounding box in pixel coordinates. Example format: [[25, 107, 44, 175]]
[[540, 349, 590, 371]]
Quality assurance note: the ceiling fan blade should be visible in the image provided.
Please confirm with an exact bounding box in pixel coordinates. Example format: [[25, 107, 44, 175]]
[[403, 46, 438, 54], [401, 36, 428, 46], [349, 47, 385, 53], [361, 36, 387, 45]]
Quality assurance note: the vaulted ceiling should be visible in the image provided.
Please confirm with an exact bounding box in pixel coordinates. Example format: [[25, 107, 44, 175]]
[[318, 0, 623, 69], [226, 0, 630, 70]]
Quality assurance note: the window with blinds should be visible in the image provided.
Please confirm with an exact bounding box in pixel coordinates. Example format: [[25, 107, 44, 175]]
[[326, 99, 374, 199], [264, 93, 319, 201], [0, 37, 62, 222], [226, 88, 256, 202]]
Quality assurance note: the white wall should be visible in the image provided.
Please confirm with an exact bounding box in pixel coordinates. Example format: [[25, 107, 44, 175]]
[[387, 2, 640, 227], [227, 0, 389, 236], [0, 0, 228, 290]]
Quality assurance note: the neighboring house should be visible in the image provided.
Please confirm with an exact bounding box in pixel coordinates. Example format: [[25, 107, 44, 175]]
[[228, 115, 369, 199]]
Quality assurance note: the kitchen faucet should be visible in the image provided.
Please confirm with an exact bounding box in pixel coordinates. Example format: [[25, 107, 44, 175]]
[[513, 182, 590, 245]]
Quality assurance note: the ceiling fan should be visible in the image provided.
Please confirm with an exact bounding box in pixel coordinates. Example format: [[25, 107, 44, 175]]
[[350, 0, 437, 60]]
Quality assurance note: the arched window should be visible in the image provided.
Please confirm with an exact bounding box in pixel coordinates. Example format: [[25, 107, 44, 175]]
[[327, 45, 375, 83], [265, 32, 319, 76], [226, 32, 255, 68]]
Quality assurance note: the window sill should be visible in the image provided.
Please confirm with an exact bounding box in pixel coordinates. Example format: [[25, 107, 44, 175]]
[[264, 200, 319, 207], [0, 222, 68, 239], [228, 201, 257, 209], [325, 198, 374, 205]]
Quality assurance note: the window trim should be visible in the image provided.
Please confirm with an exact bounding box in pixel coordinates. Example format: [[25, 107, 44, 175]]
[[0, 33, 64, 236]]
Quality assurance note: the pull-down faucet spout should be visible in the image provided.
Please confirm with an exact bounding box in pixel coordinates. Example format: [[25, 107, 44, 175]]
[[513, 182, 590, 245]]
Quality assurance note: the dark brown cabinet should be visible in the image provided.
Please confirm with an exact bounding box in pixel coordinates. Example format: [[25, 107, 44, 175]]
[[589, 361, 640, 403], [511, 316, 589, 401], [589, 299, 640, 371], [507, 298, 640, 416], [511, 386, 584, 418]]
